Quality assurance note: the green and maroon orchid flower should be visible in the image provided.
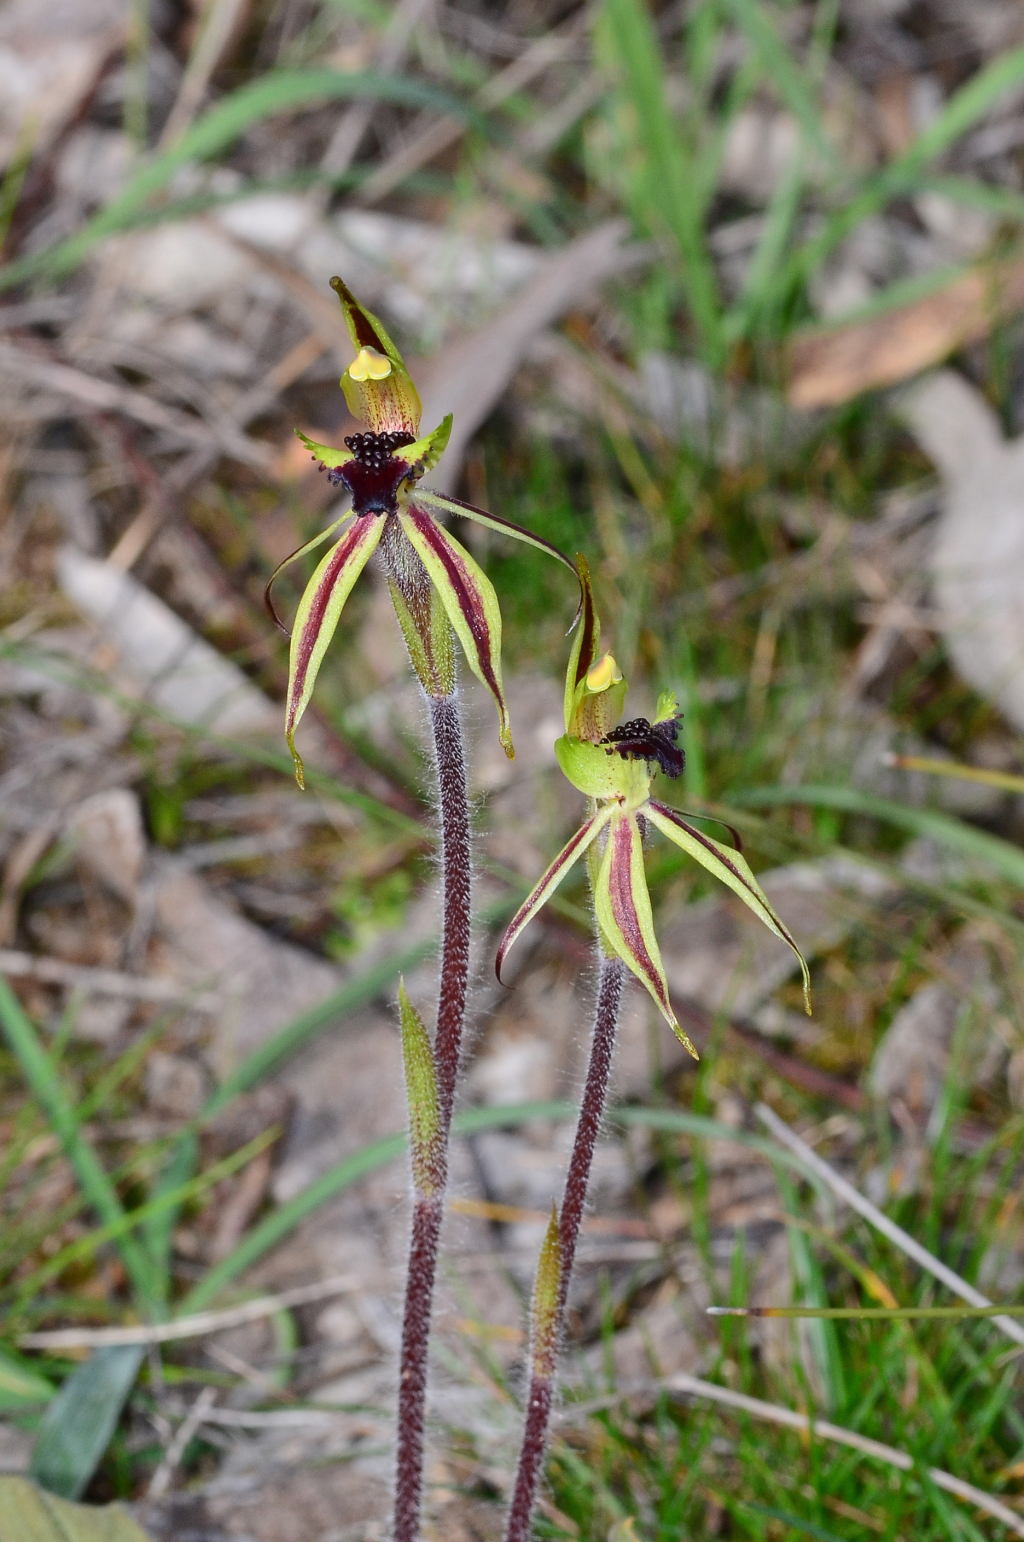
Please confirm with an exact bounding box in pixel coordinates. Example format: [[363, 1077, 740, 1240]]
[[496, 559, 811, 1052], [268, 277, 577, 786]]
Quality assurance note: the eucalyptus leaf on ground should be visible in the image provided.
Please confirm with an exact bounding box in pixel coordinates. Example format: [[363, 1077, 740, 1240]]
[[0, 1477, 151, 1542]]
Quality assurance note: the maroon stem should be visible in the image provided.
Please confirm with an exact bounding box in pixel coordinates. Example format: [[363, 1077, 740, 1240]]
[[504, 955, 625, 1542], [393, 691, 472, 1542]]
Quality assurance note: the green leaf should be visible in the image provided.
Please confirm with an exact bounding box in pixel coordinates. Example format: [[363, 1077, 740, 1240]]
[[599, 0, 723, 363], [0, 1477, 152, 1541], [0, 1345, 54, 1411], [529, 1205, 562, 1381], [0, 979, 161, 1312], [0, 71, 479, 292], [732, 783, 1024, 888], [398, 981, 441, 1198], [28, 1347, 144, 1501], [724, 0, 838, 172]]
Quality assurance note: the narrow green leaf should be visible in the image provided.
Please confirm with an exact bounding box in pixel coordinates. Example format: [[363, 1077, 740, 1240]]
[[177, 1103, 827, 1315], [530, 1205, 562, 1380], [0, 1477, 151, 1542], [29, 1347, 144, 1501], [599, 0, 723, 362], [733, 784, 1024, 888], [724, 0, 838, 170], [0, 979, 161, 1312], [0, 72, 478, 292], [398, 981, 441, 1197], [0, 1345, 54, 1410]]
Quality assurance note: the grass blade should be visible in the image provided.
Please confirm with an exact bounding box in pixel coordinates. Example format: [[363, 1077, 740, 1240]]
[[0, 1345, 54, 1410], [0, 979, 161, 1312], [599, 0, 723, 363], [732, 783, 1024, 887], [723, 0, 837, 171], [0, 70, 477, 292], [28, 1346, 145, 1500], [179, 1102, 828, 1313]]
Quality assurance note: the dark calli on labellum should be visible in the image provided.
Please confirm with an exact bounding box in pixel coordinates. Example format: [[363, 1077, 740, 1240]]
[[602, 716, 686, 779]]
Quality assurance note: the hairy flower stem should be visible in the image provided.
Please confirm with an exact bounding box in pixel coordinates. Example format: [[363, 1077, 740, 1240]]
[[393, 690, 472, 1542], [504, 956, 625, 1542]]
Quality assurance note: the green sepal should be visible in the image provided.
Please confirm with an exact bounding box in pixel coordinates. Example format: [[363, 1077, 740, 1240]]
[[330, 276, 422, 435], [530, 1204, 562, 1381], [646, 801, 812, 1014], [563, 554, 601, 731], [495, 805, 614, 980], [555, 735, 651, 802], [398, 980, 442, 1198], [294, 430, 354, 472]]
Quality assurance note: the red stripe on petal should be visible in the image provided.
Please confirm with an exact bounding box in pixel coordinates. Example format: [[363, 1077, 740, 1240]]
[[606, 817, 671, 1014], [496, 812, 607, 982], [405, 504, 504, 711], [286, 518, 376, 734]]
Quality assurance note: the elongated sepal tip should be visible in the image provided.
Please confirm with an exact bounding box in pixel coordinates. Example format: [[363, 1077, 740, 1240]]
[[500, 726, 515, 761], [398, 979, 442, 1197], [670, 1018, 699, 1061], [287, 734, 306, 790], [530, 1204, 562, 1380]]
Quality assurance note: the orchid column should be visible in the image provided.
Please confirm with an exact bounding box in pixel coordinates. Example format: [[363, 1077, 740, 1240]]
[[271, 279, 576, 1542]]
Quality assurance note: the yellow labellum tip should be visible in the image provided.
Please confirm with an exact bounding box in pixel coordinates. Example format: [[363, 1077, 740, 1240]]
[[586, 653, 622, 693], [349, 346, 392, 382]]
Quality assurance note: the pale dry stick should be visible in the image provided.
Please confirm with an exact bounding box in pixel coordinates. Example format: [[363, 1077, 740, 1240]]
[[756, 1101, 1024, 1349], [18, 1272, 370, 1349], [148, 1386, 218, 1498], [107, 326, 334, 573], [0, 949, 221, 1011], [358, 10, 590, 205], [556, 1374, 1024, 1538], [159, 0, 252, 148], [317, 0, 436, 187], [0, 344, 270, 471]]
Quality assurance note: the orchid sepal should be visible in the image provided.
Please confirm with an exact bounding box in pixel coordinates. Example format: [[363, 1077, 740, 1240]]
[[593, 813, 698, 1058], [330, 276, 422, 435], [646, 800, 811, 1013], [563, 554, 601, 731], [414, 491, 580, 587], [264, 510, 354, 632], [285, 514, 386, 787], [400, 501, 514, 758], [495, 806, 614, 982]]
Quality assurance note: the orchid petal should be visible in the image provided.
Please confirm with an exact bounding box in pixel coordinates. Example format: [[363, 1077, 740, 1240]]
[[400, 503, 514, 758], [496, 807, 614, 982], [330, 277, 421, 435], [594, 813, 698, 1058], [285, 514, 386, 787], [264, 510, 354, 632], [647, 801, 812, 1013], [414, 490, 579, 588], [403, 416, 452, 477], [294, 430, 355, 473]]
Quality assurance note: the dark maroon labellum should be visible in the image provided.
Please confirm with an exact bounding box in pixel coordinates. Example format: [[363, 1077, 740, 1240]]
[[602, 716, 685, 778], [329, 430, 418, 515]]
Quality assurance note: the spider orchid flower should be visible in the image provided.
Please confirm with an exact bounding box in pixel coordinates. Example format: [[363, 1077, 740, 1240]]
[[496, 559, 811, 1051], [268, 277, 577, 785]]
